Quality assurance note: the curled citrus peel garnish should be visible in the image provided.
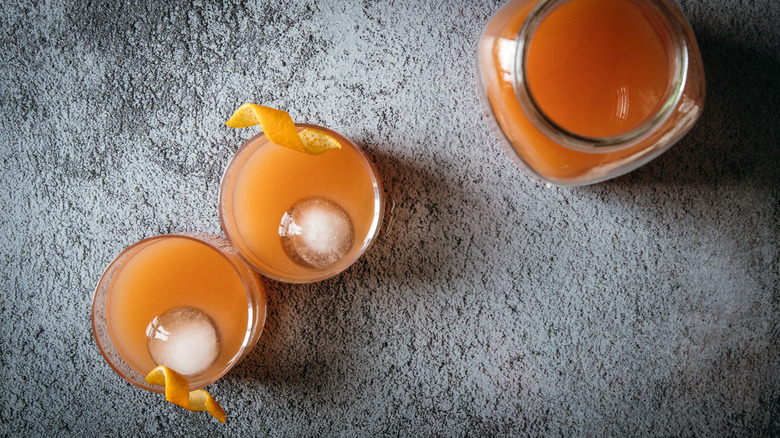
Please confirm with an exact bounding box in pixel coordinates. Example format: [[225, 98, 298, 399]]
[[226, 103, 341, 155], [145, 365, 226, 423]]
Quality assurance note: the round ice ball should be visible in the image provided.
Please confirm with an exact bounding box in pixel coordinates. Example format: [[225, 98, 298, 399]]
[[279, 197, 355, 269], [146, 307, 220, 376]]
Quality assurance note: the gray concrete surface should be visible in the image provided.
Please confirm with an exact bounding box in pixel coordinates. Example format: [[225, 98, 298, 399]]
[[1, 0, 778, 435]]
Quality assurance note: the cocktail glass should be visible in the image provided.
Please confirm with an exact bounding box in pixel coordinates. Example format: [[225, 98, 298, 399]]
[[92, 233, 267, 392], [219, 124, 384, 283]]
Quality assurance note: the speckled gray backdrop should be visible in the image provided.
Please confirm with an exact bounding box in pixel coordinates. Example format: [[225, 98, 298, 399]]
[[1, 0, 778, 436]]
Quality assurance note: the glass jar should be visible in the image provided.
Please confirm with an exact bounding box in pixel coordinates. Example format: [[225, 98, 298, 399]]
[[477, 0, 705, 186]]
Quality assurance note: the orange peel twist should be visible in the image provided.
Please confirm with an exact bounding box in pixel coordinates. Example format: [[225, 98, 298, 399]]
[[225, 103, 341, 155], [145, 365, 227, 423]]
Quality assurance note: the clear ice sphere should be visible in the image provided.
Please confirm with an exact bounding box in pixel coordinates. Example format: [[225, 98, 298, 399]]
[[146, 307, 220, 376], [279, 197, 355, 269]]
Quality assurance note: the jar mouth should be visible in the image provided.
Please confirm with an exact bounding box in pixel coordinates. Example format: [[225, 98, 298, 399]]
[[514, 0, 689, 152]]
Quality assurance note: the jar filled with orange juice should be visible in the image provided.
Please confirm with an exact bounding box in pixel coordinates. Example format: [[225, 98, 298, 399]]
[[477, 0, 705, 186]]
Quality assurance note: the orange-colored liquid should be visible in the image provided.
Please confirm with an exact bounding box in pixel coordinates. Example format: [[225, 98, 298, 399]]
[[479, 0, 676, 183], [526, 0, 671, 137], [106, 236, 251, 378], [224, 127, 379, 280]]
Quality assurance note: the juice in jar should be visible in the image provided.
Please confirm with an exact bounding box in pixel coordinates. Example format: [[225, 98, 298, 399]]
[[477, 0, 706, 186], [525, 0, 672, 138]]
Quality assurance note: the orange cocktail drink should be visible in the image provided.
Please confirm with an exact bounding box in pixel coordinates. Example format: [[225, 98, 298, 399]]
[[219, 124, 384, 283], [92, 233, 267, 392], [478, 0, 705, 186]]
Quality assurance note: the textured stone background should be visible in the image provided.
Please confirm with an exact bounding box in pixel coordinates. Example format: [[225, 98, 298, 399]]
[[1, 0, 778, 436]]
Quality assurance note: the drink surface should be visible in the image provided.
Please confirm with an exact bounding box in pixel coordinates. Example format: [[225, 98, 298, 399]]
[[105, 236, 250, 378], [525, 0, 671, 137], [224, 128, 378, 281]]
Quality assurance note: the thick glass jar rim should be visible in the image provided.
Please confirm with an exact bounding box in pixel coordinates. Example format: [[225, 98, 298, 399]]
[[513, 0, 689, 152]]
